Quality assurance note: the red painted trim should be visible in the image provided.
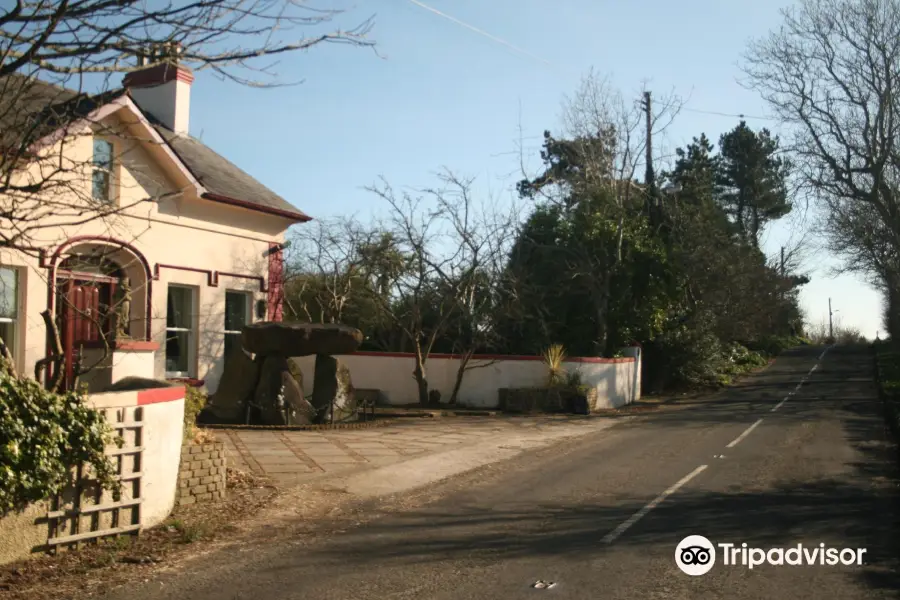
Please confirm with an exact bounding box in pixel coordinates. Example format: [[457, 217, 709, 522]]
[[153, 263, 216, 286], [267, 242, 284, 322], [123, 63, 194, 88], [347, 350, 635, 364], [202, 192, 311, 223], [137, 385, 186, 405], [153, 265, 267, 292], [218, 271, 267, 292], [79, 340, 160, 351], [43, 236, 155, 366]]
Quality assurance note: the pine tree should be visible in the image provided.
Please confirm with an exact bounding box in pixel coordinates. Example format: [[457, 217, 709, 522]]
[[716, 121, 791, 247]]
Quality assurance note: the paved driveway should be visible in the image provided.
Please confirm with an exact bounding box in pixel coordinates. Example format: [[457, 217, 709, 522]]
[[219, 416, 595, 486]]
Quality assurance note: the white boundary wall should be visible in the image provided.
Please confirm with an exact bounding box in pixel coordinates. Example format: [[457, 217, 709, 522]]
[[293, 348, 642, 410]]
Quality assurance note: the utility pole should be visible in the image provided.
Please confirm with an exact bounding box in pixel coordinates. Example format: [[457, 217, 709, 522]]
[[829, 297, 834, 341], [641, 91, 658, 224]]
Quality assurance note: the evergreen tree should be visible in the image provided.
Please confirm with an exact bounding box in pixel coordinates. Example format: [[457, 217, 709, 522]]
[[716, 121, 791, 247]]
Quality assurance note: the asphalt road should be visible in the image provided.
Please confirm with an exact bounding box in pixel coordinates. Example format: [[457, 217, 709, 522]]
[[111, 344, 900, 600]]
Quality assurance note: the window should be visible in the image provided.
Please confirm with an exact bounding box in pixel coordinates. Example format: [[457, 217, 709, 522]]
[[92, 138, 113, 202], [165, 286, 195, 377], [224, 291, 251, 359], [0, 267, 17, 360]]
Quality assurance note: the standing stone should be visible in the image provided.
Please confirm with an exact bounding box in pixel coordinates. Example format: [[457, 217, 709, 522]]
[[311, 354, 357, 423], [198, 350, 259, 424], [241, 322, 363, 357], [254, 355, 315, 426]]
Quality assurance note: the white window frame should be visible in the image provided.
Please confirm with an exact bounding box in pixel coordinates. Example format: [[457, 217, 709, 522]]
[[165, 284, 196, 378], [224, 290, 252, 358], [0, 266, 18, 367], [91, 137, 115, 203]]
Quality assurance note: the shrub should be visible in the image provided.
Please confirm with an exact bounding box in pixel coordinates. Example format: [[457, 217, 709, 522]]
[[183, 385, 209, 443], [654, 320, 726, 388], [745, 335, 807, 358], [0, 367, 120, 516]]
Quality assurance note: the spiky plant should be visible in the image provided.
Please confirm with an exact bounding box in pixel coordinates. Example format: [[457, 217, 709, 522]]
[[542, 344, 567, 387]]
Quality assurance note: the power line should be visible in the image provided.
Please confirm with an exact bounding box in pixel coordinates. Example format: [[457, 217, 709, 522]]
[[406, 0, 555, 68], [680, 106, 778, 121]]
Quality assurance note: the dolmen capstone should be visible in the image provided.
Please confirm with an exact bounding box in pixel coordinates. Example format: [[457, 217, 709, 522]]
[[199, 322, 363, 427]]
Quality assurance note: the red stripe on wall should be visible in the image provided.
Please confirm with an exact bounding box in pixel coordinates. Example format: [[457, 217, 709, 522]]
[[137, 385, 186, 405], [346, 351, 635, 364]]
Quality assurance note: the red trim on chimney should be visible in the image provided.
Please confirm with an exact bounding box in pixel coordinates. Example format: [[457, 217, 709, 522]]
[[267, 243, 285, 322], [137, 385, 186, 406], [123, 63, 194, 88], [202, 192, 311, 223]]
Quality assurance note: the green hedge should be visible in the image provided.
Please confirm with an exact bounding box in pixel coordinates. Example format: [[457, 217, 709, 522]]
[[874, 341, 900, 440], [745, 335, 810, 359], [0, 368, 120, 516]]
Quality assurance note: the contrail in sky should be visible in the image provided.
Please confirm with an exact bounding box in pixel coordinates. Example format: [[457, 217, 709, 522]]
[[406, 0, 553, 67]]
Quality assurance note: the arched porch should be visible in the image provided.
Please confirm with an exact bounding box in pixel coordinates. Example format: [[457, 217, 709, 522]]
[[45, 237, 156, 390]]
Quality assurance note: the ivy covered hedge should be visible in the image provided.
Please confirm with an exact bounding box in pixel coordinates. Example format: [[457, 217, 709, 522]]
[[0, 367, 120, 516]]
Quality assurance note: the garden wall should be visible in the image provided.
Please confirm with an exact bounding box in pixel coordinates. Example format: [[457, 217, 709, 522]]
[[0, 385, 185, 566], [292, 347, 642, 409], [176, 442, 227, 506]]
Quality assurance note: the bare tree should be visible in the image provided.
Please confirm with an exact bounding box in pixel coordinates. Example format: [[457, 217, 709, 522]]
[[743, 0, 900, 295], [285, 217, 373, 323], [364, 171, 514, 406], [425, 172, 519, 406]]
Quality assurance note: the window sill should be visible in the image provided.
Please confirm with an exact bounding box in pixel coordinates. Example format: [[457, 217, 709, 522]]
[[81, 340, 160, 352], [167, 376, 205, 388]]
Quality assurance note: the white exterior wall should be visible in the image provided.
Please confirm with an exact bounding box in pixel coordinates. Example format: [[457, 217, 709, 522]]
[[293, 352, 640, 410], [87, 389, 185, 529], [0, 106, 294, 395]]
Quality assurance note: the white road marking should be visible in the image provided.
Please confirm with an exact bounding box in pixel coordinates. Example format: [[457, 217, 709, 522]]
[[726, 419, 764, 448], [602, 465, 708, 544], [772, 345, 830, 413]]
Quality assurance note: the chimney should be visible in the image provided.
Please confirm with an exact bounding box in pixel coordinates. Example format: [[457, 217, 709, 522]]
[[123, 43, 193, 136]]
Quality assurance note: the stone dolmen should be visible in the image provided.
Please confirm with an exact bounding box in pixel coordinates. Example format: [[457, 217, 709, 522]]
[[199, 322, 363, 426]]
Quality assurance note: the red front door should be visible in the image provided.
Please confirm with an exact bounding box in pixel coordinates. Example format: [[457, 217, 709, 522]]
[[55, 276, 114, 390]]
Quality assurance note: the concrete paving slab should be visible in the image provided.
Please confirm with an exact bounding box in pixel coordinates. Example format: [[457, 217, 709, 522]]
[[217, 416, 620, 486]]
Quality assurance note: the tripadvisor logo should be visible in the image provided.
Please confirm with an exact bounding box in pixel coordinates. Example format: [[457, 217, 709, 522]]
[[675, 536, 867, 575]]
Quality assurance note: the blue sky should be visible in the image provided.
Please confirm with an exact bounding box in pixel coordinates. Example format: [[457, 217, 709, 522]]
[[186, 0, 882, 339]]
